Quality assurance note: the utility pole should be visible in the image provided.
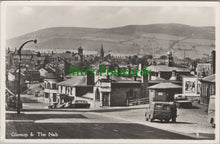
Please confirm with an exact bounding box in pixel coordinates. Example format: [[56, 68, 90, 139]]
[[183, 48, 185, 71]]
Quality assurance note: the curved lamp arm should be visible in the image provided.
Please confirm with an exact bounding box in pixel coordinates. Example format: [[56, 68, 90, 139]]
[[18, 39, 37, 54]]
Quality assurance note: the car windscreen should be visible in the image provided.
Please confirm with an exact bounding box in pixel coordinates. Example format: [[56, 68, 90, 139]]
[[155, 104, 170, 111]]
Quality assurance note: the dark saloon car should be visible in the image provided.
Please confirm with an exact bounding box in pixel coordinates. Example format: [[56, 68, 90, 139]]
[[70, 100, 90, 108]]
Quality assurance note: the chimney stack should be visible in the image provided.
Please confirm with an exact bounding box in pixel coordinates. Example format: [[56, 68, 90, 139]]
[[87, 71, 94, 85], [78, 46, 83, 62], [211, 50, 215, 74], [141, 63, 148, 99]]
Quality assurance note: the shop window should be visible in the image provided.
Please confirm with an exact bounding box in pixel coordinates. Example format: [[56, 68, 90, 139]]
[[53, 93, 57, 102], [52, 84, 56, 89], [45, 93, 49, 98], [47, 83, 51, 89], [70, 87, 73, 95], [158, 92, 163, 96]]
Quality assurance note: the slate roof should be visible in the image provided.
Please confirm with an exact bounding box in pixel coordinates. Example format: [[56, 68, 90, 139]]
[[100, 61, 111, 66], [148, 82, 182, 89], [111, 76, 140, 83], [51, 53, 73, 59], [32, 56, 45, 61], [57, 76, 87, 86], [45, 73, 57, 79], [202, 74, 215, 83], [20, 50, 37, 55], [147, 65, 190, 72]]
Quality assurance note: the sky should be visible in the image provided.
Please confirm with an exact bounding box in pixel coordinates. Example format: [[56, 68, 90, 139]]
[[5, 6, 215, 39]]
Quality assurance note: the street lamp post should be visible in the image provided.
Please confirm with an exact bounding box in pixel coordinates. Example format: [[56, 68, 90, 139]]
[[17, 39, 37, 114]]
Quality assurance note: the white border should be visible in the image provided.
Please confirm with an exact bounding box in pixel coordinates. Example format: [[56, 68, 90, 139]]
[[0, 1, 219, 144]]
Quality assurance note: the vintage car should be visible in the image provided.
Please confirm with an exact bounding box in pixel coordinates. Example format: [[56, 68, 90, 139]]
[[174, 94, 192, 108], [6, 96, 22, 109], [208, 95, 215, 128], [174, 94, 187, 100], [145, 102, 177, 123], [70, 100, 90, 108]]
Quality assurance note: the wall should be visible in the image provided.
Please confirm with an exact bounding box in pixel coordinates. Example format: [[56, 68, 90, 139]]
[[149, 88, 182, 102], [110, 87, 142, 106], [200, 82, 215, 105], [76, 86, 93, 97]]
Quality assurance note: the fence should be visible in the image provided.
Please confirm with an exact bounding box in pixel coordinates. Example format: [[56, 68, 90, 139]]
[[128, 97, 149, 106]]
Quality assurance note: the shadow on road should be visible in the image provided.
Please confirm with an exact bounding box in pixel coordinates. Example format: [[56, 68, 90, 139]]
[[6, 113, 88, 120], [7, 107, 146, 113], [151, 121, 194, 124]]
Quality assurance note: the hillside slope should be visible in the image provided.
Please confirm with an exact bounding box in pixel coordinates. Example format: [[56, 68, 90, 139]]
[[6, 23, 215, 58]]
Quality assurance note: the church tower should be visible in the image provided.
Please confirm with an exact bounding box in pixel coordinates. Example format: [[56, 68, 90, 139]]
[[100, 43, 104, 60], [78, 45, 83, 62]]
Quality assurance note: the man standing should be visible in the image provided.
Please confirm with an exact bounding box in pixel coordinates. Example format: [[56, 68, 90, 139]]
[[171, 102, 177, 123]]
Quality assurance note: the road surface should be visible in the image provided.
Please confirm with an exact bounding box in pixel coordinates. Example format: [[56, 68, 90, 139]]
[[6, 111, 195, 139]]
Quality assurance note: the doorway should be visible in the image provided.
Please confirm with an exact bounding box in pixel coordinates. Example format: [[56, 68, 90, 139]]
[[102, 92, 109, 106]]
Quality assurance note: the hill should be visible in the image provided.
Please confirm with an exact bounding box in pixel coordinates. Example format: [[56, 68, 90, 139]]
[[6, 23, 215, 58]]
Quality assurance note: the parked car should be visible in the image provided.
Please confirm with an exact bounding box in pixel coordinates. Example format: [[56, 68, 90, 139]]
[[174, 94, 186, 100], [70, 100, 90, 108], [174, 94, 192, 108], [174, 93, 199, 102], [208, 95, 215, 128], [6, 96, 22, 109], [145, 102, 177, 123]]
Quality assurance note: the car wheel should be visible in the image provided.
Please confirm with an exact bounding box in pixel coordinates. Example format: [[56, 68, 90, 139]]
[[165, 119, 170, 123], [145, 117, 148, 121], [148, 115, 153, 122], [172, 118, 176, 123], [145, 113, 149, 121]]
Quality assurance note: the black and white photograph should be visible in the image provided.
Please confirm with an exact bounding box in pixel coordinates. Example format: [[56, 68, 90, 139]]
[[0, 1, 219, 143]]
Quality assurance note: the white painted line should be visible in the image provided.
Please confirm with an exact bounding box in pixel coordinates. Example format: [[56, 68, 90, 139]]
[[6, 120, 34, 122]]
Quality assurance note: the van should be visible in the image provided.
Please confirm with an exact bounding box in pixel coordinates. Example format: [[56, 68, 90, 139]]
[[145, 102, 177, 123]]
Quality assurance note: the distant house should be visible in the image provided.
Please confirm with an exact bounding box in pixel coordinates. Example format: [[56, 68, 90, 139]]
[[56, 75, 93, 105], [147, 51, 191, 86], [147, 65, 191, 81], [199, 74, 215, 105], [196, 63, 212, 78], [6, 70, 27, 94], [44, 73, 58, 105], [50, 47, 83, 65], [7, 72, 15, 81], [13, 50, 37, 67], [32, 56, 46, 67], [38, 68, 49, 77], [148, 82, 182, 102], [24, 70, 41, 83], [92, 75, 144, 107]]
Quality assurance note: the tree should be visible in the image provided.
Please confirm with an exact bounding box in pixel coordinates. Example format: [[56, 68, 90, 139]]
[[130, 55, 138, 65], [139, 55, 152, 65], [159, 55, 167, 59], [65, 51, 71, 54]]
